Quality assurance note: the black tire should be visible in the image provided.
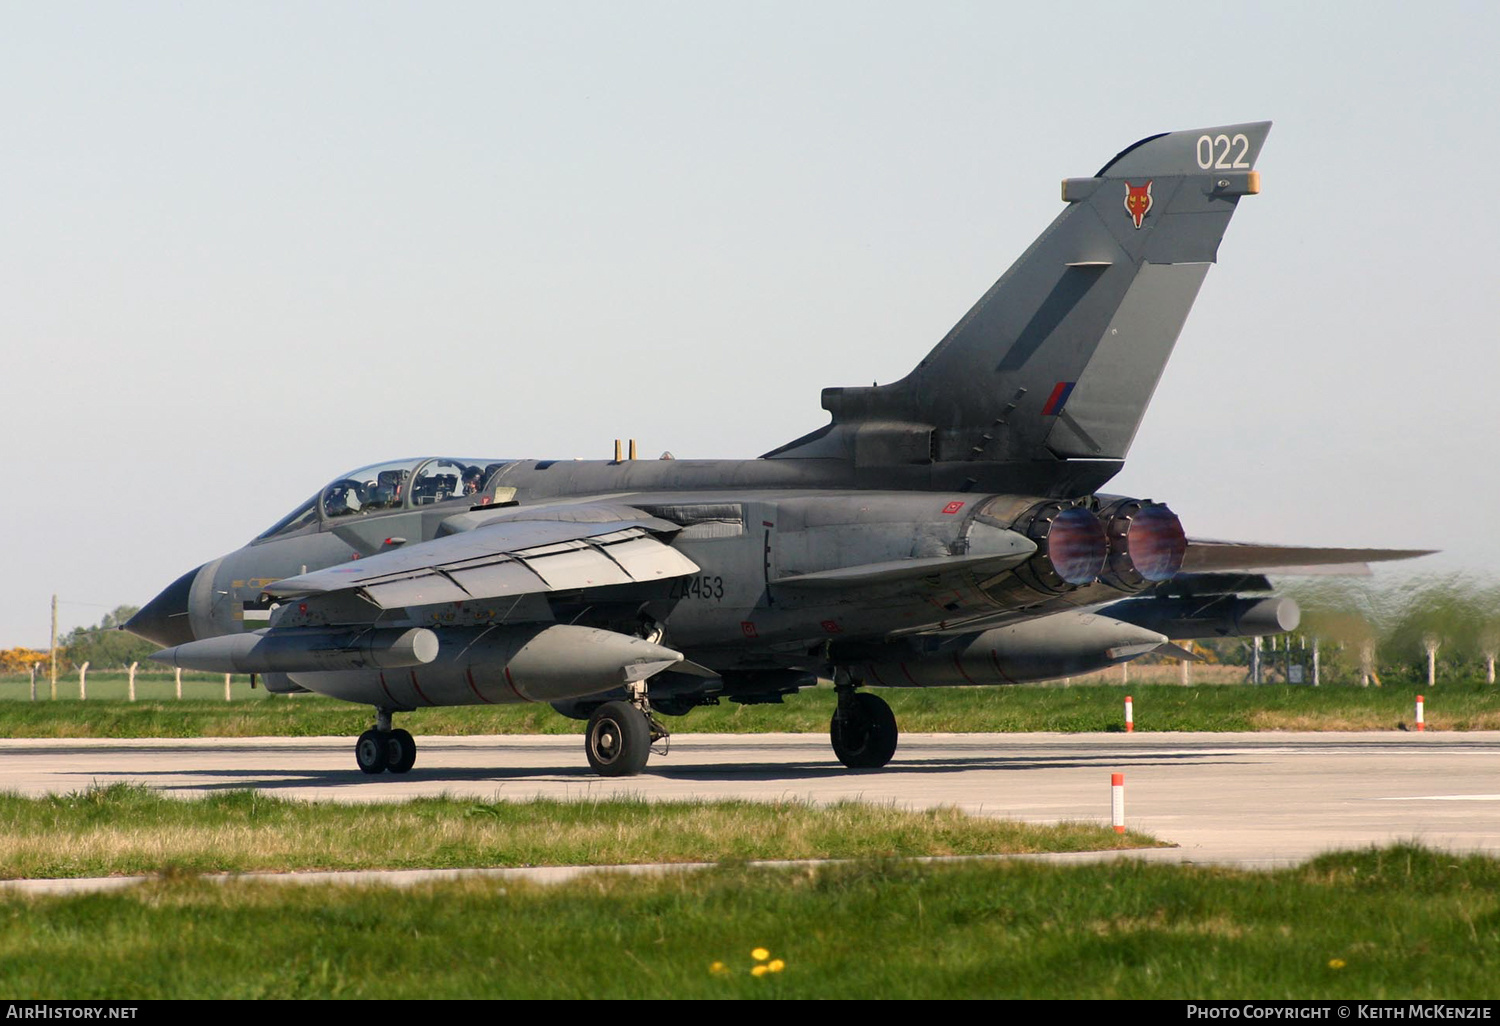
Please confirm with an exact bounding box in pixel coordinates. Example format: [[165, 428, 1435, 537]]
[[585, 701, 652, 777], [830, 692, 899, 769], [355, 729, 389, 774], [386, 728, 417, 774]]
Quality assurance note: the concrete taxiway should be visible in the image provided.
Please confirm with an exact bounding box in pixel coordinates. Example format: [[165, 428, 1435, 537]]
[[2, 731, 1495, 874]]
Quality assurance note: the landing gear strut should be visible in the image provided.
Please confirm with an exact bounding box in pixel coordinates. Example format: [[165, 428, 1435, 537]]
[[355, 708, 417, 775], [830, 687, 898, 769], [585, 681, 669, 777]]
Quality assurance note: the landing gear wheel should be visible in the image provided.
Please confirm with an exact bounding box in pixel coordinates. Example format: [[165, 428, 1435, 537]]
[[830, 691, 899, 769], [386, 728, 417, 774], [355, 729, 389, 774], [585, 700, 652, 777]]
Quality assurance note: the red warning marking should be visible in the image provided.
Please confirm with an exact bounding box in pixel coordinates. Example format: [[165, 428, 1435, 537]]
[[942, 501, 965, 515], [740, 621, 758, 638], [379, 671, 398, 706], [865, 662, 889, 686], [821, 620, 842, 634], [503, 666, 531, 702], [409, 669, 435, 707], [465, 667, 493, 705], [988, 650, 1019, 686], [951, 653, 978, 684]]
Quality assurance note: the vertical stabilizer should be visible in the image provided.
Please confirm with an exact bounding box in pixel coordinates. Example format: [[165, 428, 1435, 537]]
[[766, 123, 1270, 476]]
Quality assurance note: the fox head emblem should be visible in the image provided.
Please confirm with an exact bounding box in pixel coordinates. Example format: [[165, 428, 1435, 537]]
[[1124, 180, 1153, 229]]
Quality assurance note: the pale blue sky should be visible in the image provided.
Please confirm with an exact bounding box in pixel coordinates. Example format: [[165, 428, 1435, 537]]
[[3, 1, 1497, 645]]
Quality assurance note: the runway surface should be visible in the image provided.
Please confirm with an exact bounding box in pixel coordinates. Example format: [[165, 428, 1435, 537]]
[[2, 731, 1496, 874]]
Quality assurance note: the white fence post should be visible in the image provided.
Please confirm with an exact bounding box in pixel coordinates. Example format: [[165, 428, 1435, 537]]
[[224, 674, 232, 702], [29, 663, 39, 701], [175, 667, 182, 700], [128, 662, 138, 702], [79, 661, 89, 700]]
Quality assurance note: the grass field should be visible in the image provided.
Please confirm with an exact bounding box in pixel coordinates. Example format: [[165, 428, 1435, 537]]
[[0, 784, 1156, 879], [2, 846, 1495, 998], [2, 675, 1498, 737]]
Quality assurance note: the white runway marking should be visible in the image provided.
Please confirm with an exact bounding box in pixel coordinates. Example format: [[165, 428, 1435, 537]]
[[1376, 794, 1500, 802]]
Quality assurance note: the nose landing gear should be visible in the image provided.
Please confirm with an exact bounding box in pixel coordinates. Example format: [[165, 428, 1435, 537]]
[[584, 681, 669, 777]]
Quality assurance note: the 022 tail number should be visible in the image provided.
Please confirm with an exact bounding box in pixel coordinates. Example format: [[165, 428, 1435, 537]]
[[1196, 133, 1250, 170]]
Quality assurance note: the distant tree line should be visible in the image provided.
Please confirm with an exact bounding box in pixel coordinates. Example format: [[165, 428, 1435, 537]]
[[1147, 577, 1500, 685], [1289, 576, 1500, 684], [0, 606, 160, 674]]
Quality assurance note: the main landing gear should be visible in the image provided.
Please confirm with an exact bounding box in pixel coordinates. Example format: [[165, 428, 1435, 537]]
[[355, 708, 417, 775], [585, 682, 669, 777], [830, 687, 898, 769]]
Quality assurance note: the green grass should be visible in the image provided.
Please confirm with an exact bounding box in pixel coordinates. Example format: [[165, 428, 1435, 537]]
[[2, 676, 1498, 737], [0, 784, 1156, 879], [1, 846, 1495, 998]]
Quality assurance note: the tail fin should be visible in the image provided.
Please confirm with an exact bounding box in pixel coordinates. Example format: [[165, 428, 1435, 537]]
[[767, 122, 1271, 475]]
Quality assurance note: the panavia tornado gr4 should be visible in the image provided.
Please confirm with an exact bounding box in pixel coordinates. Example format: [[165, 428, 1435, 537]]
[[127, 121, 1428, 777]]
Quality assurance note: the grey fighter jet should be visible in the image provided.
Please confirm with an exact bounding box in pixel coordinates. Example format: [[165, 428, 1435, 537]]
[[127, 122, 1429, 777]]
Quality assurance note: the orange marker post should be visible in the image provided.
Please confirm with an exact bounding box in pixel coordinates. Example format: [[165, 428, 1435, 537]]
[[1416, 695, 1425, 732], [1111, 773, 1125, 834], [1125, 695, 1134, 733]]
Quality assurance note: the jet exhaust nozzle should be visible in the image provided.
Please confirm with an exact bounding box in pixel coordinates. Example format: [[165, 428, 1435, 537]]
[[1099, 499, 1187, 592], [1010, 501, 1108, 593], [150, 627, 440, 675]]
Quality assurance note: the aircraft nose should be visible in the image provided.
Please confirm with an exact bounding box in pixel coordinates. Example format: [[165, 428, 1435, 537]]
[[125, 564, 204, 647]]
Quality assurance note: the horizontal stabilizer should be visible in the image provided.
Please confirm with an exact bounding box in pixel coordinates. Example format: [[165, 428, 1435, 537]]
[[1181, 540, 1435, 574]]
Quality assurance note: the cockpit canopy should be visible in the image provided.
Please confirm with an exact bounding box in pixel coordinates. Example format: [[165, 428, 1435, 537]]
[[255, 457, 516, 540]]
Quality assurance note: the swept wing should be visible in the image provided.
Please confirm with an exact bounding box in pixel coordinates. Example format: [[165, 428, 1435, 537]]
[[264, 504, 700, 609]]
